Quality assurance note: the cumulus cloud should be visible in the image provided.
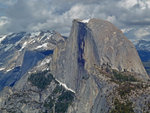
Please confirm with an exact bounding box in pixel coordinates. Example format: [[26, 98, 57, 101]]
[[0, 0, 150, 40], [0, 0, 17, 5], [0, 16, 9, 26], [0, 16, 10, 33], [118, 0, 138, 9], [135, 28, 150, 38]]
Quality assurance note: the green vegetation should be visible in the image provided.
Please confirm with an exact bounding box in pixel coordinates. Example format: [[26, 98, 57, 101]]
[[55, 91, 75, 113], [117, 82, 148, 98], [55, 102, 71, 113], [52, 85, 64, 95], [58, 91, 74, 102], [112, 70, 137, 82], [28, 70, 75, 113], [110, 99, 134, 113], [94, 65, 150, 113], [44, 96, 55, 110], [44, 86, 75, 113], [28, 70, 54, 90], [117, 83, 135, 97]]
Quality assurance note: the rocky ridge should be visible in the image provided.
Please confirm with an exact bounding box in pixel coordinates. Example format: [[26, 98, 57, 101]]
[[135, 40, 150, 51], [135, 39, 150, 75], [0, 30, 65, 90]]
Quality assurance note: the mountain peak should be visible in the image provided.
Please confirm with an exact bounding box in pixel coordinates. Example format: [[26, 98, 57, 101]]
[[69, 18, 148, 80], [50, 18, 150, 112], [74, 18, 108, 24]]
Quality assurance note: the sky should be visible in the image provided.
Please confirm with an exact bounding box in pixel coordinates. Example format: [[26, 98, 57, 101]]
[[0, 0, 150, 42]]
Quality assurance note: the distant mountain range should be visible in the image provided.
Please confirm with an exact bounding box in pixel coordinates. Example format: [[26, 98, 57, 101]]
[[0, 30, 65, 90], [135, 39, 150, 52], [135, 40, 150, 75]]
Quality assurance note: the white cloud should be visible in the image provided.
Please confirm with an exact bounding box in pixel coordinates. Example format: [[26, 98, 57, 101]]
[[0, 0, 150, 41], [134, 28, 150, 38], [0, 16, 10, 34], [106, 16, 116, 23], [0, 0, 17, 5], [146, 1, 150, 8], [0, 17, 9, 27], [118, 0, 138, 9], [0, 16, 9, 29]]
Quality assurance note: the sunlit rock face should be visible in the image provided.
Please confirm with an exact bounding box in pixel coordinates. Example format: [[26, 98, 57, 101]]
[[86, 19, 148, 79], [51, 18, 149, 113], [51, 18, 148, 90]]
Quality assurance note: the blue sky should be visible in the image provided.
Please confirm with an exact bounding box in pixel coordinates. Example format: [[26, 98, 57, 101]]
[[0, 0, 150, 41]]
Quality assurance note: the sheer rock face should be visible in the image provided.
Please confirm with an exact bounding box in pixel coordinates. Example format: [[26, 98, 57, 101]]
[[86, 19, 147, 78], [51, 18, 148, 90], [51, 18, 149, 113]]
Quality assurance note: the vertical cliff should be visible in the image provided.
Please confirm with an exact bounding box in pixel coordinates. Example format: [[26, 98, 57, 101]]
[[86, 19, 147, 78], [51, 18, 149, 113], [51, 18, 148, 91]]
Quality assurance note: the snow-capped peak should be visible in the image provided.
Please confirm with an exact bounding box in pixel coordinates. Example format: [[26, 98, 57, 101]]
[[81, 19, 90, 23], [135, 39, 150, 51], [30, 31, 41, 38]]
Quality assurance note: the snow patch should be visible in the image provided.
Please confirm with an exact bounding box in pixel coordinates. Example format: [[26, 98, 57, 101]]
[[28, 39, 35, 44], [6, 68, 13, 72], [4, 44, 13, 51], [0, 35, 7, 43], [20, 41, 27, 51], [15, 39, 22, 46], [45, 58, 51, 63], [39, 33, 52, 41], [0, 68, 5, 71], [35, 43, 48, 49], [39, 58, 51, 66], [121, 28, 133, 33], [81, 19, 90, 23], [55, 79, 75, 93], [30, 32, 41, 38]]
